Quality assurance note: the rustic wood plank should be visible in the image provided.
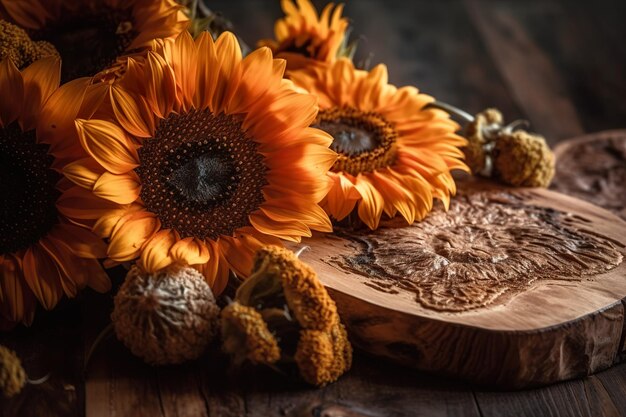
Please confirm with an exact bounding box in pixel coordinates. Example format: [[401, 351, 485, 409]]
[[0, 300, 84, 417], [465, 0, 585, 142], [595, 363, 626, 413], [474, 379, 592, 417]]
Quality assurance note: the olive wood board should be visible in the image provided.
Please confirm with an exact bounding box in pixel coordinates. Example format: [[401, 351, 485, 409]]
[[289, 181, 626, 389]]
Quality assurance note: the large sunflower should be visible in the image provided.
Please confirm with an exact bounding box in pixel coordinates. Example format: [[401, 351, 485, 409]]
[[290, 59, 469, 230], [0, 0, 188, 82], [64, 31, 336, 296], [258, 0, 348, 71], [0, 57, 110, 327]]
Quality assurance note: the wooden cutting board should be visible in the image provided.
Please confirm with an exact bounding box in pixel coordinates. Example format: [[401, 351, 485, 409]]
[[289, 180, 626, 389]]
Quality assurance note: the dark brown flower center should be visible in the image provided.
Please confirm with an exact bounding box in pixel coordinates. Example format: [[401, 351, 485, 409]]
[[30, 7, 137, 82], [314, 107, 397, 176], [280, 38, 316, 58], [0, 123, 60, 254], [136, 110, 268, 240]]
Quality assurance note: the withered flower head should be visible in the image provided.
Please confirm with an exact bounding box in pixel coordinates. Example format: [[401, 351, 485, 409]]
[[0, 20, 59, 69], [0, 345, 26, 398], [221, 245, 352, 386]]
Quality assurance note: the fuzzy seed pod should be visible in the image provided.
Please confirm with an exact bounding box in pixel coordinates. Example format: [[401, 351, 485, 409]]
[[463, 108, 555, 188], [221, 302, 281, 366], [0, 21, 59, 69], [494, 131, 555, 187], [112, 264, 220, 365], [0, 345, 26, 398]]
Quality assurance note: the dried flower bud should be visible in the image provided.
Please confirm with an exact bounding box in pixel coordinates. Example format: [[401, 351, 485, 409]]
[[112, 264, 220, 365], [221, 302, 281, 366], [222, 245, 352, 386], [295, 322, 352, 386], [0, 20, 59, 69], [463, 108, 555, 188], [494, 130, 555, 187], [0, 345, 26, 398]]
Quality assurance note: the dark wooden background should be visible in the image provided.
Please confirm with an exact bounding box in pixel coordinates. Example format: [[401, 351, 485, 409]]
[[2, 0, 626, 416]]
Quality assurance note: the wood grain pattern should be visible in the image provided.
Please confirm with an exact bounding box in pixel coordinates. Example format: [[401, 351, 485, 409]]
[[290, 183, 626, 388]]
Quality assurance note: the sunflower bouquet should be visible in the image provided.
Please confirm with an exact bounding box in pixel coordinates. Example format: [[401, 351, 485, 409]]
[[0, 0, 555, 392]]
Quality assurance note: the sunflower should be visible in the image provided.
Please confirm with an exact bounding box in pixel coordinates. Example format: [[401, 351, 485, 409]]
[[258, 0, 349, 71], [0, 0, 188, 82], [289, 59, 469, 230], [64, 31, 336, 296], [0, 57, 110, 327]]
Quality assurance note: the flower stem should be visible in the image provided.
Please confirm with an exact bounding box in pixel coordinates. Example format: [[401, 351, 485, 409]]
[[428, 101, 475, 124]]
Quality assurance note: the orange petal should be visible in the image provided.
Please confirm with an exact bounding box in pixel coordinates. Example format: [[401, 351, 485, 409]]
[[249, 212, 309, 242], [140, 229, 177, 272], [354, 175, 384, 230], [194, 240, 229, 295], [325, 173, 361, 221], [170, 31, 198, 109], [92, 204, 143, 238], [20, 56, 61, 131], [75, 118, 139, 174], [260, 198, 332, 233], [0, 255, 36, 324], [108, 211, 160, 262], [194, 32, 218, 109], [37, 77, 90, 147], [93, 172, 141, 204], [170, 237, 210, 265], [145, 51, 177, 118], [63, 158, 104, 189], [23, 244, 64, 310], [56, 185, 120, 221], [0, 59, 24, 127], [212, 32, 243, 113], [49, 223, 107, 258], [110, 85, 153, 138]]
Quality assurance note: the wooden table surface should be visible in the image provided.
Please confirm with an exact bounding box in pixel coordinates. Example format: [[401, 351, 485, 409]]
[[2, 1, 626, 416]]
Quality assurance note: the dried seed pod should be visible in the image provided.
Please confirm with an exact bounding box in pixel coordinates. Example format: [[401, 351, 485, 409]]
[[493, 130, 555, 187], [222, 245, 352, 387], [0, 345, 26, 398], [112, 264, 220, 365], [221, 302, 281, 366], [0, 21, 59, 69], [463, 108, 555, 188]]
